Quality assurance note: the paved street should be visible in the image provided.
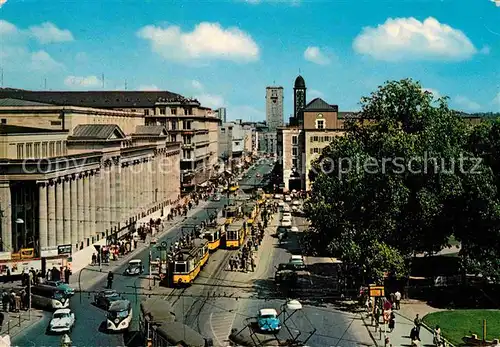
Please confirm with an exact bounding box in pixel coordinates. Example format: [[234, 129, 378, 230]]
[[12, 160, 271, 347]]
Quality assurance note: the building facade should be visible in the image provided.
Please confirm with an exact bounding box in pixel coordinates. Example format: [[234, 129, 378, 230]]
[[0, 90, 219, 192], [0, 99, 181, 270], [215, 107, 227, 123], [265, 87, 284, 132]]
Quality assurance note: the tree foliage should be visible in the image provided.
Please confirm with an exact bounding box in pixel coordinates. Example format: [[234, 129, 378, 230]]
[[304, 79, 500, 284]]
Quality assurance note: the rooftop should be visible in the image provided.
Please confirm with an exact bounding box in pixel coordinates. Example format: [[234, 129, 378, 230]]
[[133, 125, 167, 136], [68, 124, 126, 140], [0, 98, 54, 107], [0, 88, 199, 108], [0, 124, 67, 135], [304, 97, 339, 112]]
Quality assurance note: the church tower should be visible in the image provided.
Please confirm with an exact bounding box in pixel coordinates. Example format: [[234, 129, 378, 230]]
[[293, 75, 306, 125]]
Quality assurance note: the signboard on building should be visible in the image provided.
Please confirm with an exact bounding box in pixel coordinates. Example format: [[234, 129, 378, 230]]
[[58, 244, 72, 255], [41, 246, 58, 258], [369, 285, 385, 297]]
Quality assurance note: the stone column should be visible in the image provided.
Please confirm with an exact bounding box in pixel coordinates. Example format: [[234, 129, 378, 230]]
[[109, 161, 116, 225], [131, 162, 137, 214], [140, 160, 146, 208], [103, 163, 111, 233], [0, 182, 12, 252], [152, 157, 158, 206], [158, 154, 164, 203], [95, 169, 103, 237], [90, 171, 96, 238], [63, 177, 71, 245], [47, 180, 56, 248], [83, 173, 89, 242], [38, 182, 48, 251], [55, 179, 64, 246], [77, 174, 84, 245], [115, 162, 123, 224], [70, 176, 78, 246], [125, 164, 131, 219]]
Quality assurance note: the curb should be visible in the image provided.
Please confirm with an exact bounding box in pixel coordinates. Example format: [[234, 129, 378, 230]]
[[359, 313, 380, 347]]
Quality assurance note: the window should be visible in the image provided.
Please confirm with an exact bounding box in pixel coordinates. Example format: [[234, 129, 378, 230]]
[[183, 150, 192, 159], [1, 119, 6, 124], [34, 143, 40, 158], [160, 108, 166, 115], [144, 109, 150, 116], [131, 109, 136, 112], [313, 148, 320, 154], [292, 147, 298, 156], [16, 144, 24, 159], [171, 107, 177, 115], [292, 135, 298, 145], [171, 121, 177, 130], [313, 136, 319, 142], [183, 120, 191, 130], [50, 120, 62, 126], [221, 128, 225, 134], [292, 158, 298, 168], [235, 142, 240, 146], [183, 136, 192, 145], [310, 148, 314, 154], [316, 120, 325, 129], [42, 142, 48, 157], [171, 134, 177, 142], [49, 142, 55, 157], [26, 143, 32, 158]]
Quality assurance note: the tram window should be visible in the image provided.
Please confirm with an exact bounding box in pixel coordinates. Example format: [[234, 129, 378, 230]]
[[174, 262, 187, 273], [227, 230, 238, 240], [206, 234, 214, 242]]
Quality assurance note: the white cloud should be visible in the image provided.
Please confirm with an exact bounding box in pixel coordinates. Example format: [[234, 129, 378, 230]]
[[138, 84, 160, 91], [228, 105, 264, 121], [191, 80, 203, 90], [0, 20, 19, 38], [137, 22, 259, 63], [308, 89, 324, 99], [454, 95, 481, 111], [0, 0, 7, 7], [29, 50, 64, 71], [29, 22, 74, 44], [422, 88, 441, 98], [243, 0, 300, 5], [353, 17, 477, 61], [64, 75, 102, 88], [491, 0, 500, 7], [492, 92, 500, 106], [480, 46, 491, 54], [304, 46, 330, 65], [196, 93, 225, 109]]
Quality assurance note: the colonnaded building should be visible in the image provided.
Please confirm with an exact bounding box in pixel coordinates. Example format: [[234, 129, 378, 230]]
[[0, 96, 190, 269]]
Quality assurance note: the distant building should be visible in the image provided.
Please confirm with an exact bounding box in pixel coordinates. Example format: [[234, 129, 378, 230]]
[[215, 107, 227, 123], [265, 86, 284, 132]]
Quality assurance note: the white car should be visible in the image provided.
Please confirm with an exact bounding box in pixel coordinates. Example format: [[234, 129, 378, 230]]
[[281, 220, 292, 227], [281, 212, 292, 219], [289, 255, 305, 267], [48, 308, 75, 333], [292, 200, 301, 206], [274, 194, 283, 199], [284, 196, 292, 202], [278, 201, 285, 207], [290, 226, 299, 233]]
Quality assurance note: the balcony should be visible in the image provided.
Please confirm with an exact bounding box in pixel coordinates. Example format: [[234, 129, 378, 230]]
[[181, 157, 195, 162]]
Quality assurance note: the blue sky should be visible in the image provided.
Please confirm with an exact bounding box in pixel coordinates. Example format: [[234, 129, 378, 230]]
[[1, 0, 499, 121]]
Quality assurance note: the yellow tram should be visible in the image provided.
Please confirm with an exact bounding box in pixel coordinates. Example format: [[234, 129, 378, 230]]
[[172, 238, 209, 285], [224, 204, 241, 226], [229, 181, 239, 192], [202, 223, 224, 251], [224, 220, 246, 249]]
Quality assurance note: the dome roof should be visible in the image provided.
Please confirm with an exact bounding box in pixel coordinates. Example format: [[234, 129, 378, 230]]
[[294, 75, 306, 88]]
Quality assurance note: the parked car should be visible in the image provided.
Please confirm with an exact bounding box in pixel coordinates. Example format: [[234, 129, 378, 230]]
[[45, 280, 75, 296], [284, 195, 292, 202], [94, 289, 121, 309], [274, 194, 283, 199], [289, 255, 305, 269], [292, 200, 301, 206], [257, 308, 281, 333], [48, 308, 75, 333], [124, 259, 144, 276]]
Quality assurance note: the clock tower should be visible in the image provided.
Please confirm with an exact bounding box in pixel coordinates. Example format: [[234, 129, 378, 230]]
[[293, 75, 306, 125]]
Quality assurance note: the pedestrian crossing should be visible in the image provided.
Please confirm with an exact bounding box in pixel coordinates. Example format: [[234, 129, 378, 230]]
[[209, 311, 237, 346]]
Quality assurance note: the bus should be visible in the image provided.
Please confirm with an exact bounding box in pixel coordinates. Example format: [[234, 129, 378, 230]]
[[106, 299, 132, 332], [30, 284, 70, 310]]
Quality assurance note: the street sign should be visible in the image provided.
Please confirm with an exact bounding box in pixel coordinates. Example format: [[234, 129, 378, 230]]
[[369, 285, 385, 297], [58, 244, 72, 255], [383, 310, 391, 322]]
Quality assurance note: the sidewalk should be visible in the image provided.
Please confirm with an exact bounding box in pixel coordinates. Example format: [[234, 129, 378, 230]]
[[362, 299, 450, 347], [0, 309, 45, 339]]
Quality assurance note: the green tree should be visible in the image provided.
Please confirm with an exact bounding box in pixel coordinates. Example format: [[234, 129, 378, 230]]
[[304, 79, 500, 284]]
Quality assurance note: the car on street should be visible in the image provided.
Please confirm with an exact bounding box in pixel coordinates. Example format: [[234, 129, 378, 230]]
[[45, 280, 75, 296], [278, 201, 285, 207], [213, 194, 221, 201], [257, 308, 281, 333], [292, 200, 301, 206], [281, 212, 292, 219], [94, 289, 121, 309], [124, 259, 144, 276], [47, 308, 75, 333], [289, 255, 305, 268], [280, 220, 292, 227], [274, 194, 283, 199], [290, 226, 299, 233], [284, 195, 292, 202]]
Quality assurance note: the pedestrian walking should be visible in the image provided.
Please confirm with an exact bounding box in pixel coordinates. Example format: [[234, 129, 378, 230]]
[[395, 290, 401, 310], [388, 312, 395, 332], [229, 257, 234, 271]]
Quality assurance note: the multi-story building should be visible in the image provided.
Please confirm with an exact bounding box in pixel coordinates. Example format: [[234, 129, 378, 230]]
[[242, 124, 258, 158], [265, 87, 284, 132], [215, 107, 227, 123], [0, 90, 220, 192], [0, 97, 181, 272]]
